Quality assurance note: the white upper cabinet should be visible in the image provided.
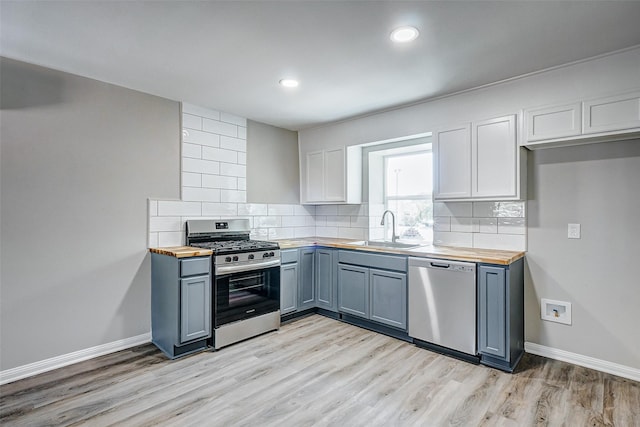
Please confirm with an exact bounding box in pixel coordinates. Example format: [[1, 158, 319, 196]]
[[523, 90, 640, 149], [433, 124, 471, 199], [472, 115, 518, 199], [434, 114, 523, 202], [525, 102, 581, 142], [301, 146, 362, 204], [583, 91, 640, 134]]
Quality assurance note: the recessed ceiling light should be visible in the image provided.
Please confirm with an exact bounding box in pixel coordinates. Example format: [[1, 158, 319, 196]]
[[279, 79, 299, 88], [390, 26, 419, 43]]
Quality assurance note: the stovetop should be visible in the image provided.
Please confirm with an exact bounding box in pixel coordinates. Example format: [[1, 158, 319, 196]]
[[190, 239, 279, 255]]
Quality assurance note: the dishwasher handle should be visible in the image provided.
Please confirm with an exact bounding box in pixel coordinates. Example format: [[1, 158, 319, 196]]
[[408, 257, 476, 273]]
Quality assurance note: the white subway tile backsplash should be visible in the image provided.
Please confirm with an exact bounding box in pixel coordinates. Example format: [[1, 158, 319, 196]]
[[237, 152, 246, 165], [473, 233, 526, 251], [294, 205, 316, 216], [250, 228, 269, 240], [338, 228, 366, 240], [268, 204, 295, 216], [203, 118, 237, 137], [220, 189, 246, 203], [433, 231, 473, 247], [282, 216, 307, 227], [182, 129, 220, 147], [220, 136, 247, 152], [433, 216, 451, 232], [202, 146, 237, 164], [451, 217, 479, 233], [478, 218, 498, 233], [182, 113, 202, 130], [473, 201, 525, 218], [150, 216, 183, 232], [327, 216, 351, 227], [498, 218, 527, 235], [202, 174, 237, 190], [269, 227, 294, 240], [351, 216, 369, 228], [237, 178, 246, 191], [182, 187, 220, 203], [294, 227, 316, 238], [148, 232, 159, 248], [158, 231, 183, 247], [182, 143, 202, 159], [434, 202, 473, 217], [182, 172, 202, 188], [255, 216, 281, 228], [219, 163, 246, 178], [202, 202, 238, 216], [237, 126, 247, 140], [338, 204, 367, 216], [316, 226, 338, 238], [237, 203, 267, 216], [183, 158, 220, 175], [182, 103, 220, 120], [158, 201, 201, 216], [220, 112, 247, 127], [316, 205, 338, 216]]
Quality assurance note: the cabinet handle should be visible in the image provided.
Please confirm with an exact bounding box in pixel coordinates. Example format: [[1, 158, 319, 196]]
[[430, 262, 451, 269]]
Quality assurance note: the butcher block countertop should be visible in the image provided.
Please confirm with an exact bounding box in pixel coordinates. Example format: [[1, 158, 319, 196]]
[[149, 246, 213, 258], [275, 237, 524, 265]]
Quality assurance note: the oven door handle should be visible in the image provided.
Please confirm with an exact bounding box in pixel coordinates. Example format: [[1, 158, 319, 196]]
[[215, 259, 281, 275]]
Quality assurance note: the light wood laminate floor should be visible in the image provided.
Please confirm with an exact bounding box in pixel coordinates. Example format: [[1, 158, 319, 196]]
[[1, 315, 638, 426]]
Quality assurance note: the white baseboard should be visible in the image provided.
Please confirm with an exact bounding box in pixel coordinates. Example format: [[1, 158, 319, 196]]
[[525, 342, 640, 382], [0, 333, 151, 385]]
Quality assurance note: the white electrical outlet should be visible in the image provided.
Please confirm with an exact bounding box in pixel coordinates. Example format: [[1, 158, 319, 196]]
[[541, 298, 572, 325], [568, 223, 581, 239]]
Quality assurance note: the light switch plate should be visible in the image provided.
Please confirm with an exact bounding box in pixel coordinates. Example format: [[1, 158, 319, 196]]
[[568, 223, 581, 239]]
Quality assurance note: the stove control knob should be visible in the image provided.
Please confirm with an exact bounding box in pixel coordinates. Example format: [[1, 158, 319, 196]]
[[269, 251, 275, 257], [225, 256, 232, 263], [248, 254, 255, 260], [263, 252, 269, 258], [233, 256, 239, 262]]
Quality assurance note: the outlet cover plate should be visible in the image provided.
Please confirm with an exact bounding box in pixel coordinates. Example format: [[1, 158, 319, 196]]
[[568, 223, 581, 239]]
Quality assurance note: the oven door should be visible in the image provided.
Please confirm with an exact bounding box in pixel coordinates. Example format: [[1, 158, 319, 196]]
[[214, 265, 280, 327]]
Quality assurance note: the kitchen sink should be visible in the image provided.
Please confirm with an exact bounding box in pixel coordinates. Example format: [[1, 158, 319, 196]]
[[350, 240, 422, 250]]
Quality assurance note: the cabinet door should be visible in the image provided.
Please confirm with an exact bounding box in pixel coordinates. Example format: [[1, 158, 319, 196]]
[[433, 124, 471, 199], [323, 148, 346, 202], [306, 151, 324, 202], [583, 91, 640, 134], [280, 263, 298, 314], [338, 264, 369, 318], [525, 103, 581, 142], [369, 269, 407, 330], [478, 265, 507, 359], [472, 115, 517, 198], [316, 249, 336, 311], [298, 248, 316, 309], [180, 275, 211, 343]]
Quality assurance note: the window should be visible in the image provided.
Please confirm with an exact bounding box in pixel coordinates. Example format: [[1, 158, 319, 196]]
[[384, 151, 433, 243]]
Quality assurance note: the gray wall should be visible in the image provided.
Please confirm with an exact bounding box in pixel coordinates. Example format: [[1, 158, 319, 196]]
[[246, 120, 299, 204], [526, 140, 640, 368], [0, 58, 180, 370]]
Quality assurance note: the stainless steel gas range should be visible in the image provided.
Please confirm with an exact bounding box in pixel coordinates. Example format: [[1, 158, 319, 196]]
[[185, 219, 280, 349]]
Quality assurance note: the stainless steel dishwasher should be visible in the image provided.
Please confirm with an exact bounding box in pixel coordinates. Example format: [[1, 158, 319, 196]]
[[408, 257, 477, 358]]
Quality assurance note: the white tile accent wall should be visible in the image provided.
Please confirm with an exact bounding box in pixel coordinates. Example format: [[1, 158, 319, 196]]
[[433, 201, 527, 251], [149, 104, 526, 252]]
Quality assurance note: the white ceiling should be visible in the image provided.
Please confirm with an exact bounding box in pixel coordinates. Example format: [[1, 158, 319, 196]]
[[2, 1, 640, 131]]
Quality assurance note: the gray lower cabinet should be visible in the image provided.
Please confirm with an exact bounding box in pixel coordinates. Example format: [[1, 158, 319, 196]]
[[337, 250, 408, 331], [338, 264, 369, 317], [298, 248, 316, 309], [280, 256, 298, 315], [370, 269, 407, 329], [477, 260, 524, 372], [316, 248, 338, 311], [151, 253, 211, 359]]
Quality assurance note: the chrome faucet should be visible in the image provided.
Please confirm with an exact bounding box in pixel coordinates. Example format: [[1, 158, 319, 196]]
[[380, 210, 399, 243]]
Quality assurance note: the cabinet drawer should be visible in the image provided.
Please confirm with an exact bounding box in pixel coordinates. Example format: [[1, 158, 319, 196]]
[[281, 249, 299, 264], [338, 250, 407, 272], [180, 257, 210, 277]]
